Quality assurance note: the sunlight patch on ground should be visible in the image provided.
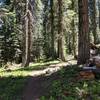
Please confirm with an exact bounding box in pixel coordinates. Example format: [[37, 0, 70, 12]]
[[0, 60, 76, 77]]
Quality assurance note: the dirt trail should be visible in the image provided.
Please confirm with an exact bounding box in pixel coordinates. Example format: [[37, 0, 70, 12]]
[[22, 60, 76, 100], [22, 74, 59, 100]]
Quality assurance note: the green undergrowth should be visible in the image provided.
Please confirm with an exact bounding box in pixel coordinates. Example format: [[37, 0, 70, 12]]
[[40, 65, 100, 100], [0, 68, 29, 100], [0, 60, 59, 100], [0, 76, 27, 100], [1, 60, 100, 100]]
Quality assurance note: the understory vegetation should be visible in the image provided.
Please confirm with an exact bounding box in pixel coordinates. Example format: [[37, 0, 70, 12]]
[[40, 66, 100, 100], [0, 60, 60, 100], [0, 62, 100, 100]]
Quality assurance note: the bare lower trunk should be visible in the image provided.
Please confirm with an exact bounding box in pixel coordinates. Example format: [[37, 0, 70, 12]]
[[78, 0, 90, 64]]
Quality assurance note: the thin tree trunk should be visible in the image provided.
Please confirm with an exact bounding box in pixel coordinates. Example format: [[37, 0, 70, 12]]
[[89, 0, 97, 44], [43, 0, 50, 58], [71, 0, 77, 57], [78, 0, 90, 65], [99, 9, 100, 29], [57, 0, 65, 61], [50, 0, 55, 59], [92, 0, 97, 44], [98, 0, 100, 29]]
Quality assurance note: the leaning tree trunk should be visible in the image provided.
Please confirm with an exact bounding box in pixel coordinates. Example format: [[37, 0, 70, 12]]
[[57, 0, 65, 61], [22, 0, 32, 67], [78, 0, 90, 65]]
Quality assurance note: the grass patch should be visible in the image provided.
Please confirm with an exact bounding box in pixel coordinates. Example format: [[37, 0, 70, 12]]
[[20, 60, 60, 71]]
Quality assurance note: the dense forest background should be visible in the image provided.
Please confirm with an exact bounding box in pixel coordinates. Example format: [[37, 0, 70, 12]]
[[0, 0, 100, 67], [0, 0, 100, 100]]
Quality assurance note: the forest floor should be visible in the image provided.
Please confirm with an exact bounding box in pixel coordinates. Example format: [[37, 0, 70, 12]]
[[22, 60, 76, 100], [0, 56, 100, 100], [0, 56, 77, 100], [22, 59, 100, 100]]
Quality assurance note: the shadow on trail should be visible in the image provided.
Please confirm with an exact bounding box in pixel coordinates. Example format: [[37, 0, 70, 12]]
[[1, 63, 100, 100], [22, 64, 78, 100], [0, 64, 78, 100], [22, 72, 60, 100]]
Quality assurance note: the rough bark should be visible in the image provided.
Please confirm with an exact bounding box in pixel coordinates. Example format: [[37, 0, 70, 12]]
[[78, 0, 90, 65]]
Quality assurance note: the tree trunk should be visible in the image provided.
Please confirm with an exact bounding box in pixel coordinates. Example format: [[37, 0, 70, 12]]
[[43, 0, 50, 58], [57, 0, 65, 61], [22, 0, 32, 67], [99, 9, 100, 29], [50, 0, 55, 59], [89, 0, 98, 44], [78, 0, 90, 65], [71, 0, 77, 57], [98, 0, 100, 29], [92, 0, 97, 44]]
